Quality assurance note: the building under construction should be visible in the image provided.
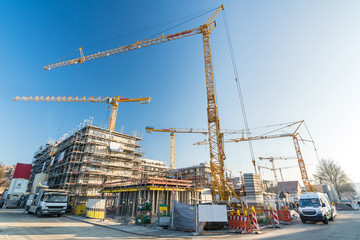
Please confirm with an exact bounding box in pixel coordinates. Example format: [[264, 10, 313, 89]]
[[28, 124, 169, 204], [174, 162, 212, 187], [102, 177, 202, 219]]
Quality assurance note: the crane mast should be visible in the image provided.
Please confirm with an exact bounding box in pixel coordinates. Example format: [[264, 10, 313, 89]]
[[258, 156, 297, 185], [146, 127, 208, 177]]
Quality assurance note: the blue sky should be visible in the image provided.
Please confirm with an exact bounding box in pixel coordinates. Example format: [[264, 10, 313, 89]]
[[1, 0, 360, 184]]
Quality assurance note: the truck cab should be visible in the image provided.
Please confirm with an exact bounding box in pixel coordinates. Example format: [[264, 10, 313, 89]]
[[299, 192, 334, 224], [26, 189, 69, 217]]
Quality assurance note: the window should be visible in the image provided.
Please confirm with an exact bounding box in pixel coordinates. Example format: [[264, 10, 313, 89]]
[[299, 198, 320, 207]]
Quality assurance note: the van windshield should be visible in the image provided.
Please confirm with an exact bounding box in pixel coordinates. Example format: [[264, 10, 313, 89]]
[[300, 198, 320, 207]]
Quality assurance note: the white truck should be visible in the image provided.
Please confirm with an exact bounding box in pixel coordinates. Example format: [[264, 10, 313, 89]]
[[299, 192, 334, 224], [25, 189, 69, 217]]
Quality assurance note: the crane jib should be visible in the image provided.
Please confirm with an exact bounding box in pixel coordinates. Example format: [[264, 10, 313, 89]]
[[168, 30, 194, 39]]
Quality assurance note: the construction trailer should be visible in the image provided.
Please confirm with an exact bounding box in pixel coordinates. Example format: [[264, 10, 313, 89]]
[[28, 124, 168, 206]]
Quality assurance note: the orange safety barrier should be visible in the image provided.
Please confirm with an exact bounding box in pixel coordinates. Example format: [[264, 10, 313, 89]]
[[278, 209, 284, 221], [228, 215, 251, 232], [277, 210, 292, 223], [282, 210, 292, 222]]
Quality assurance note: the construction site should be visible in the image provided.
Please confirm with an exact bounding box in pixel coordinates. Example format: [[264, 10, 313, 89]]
[[1, 2, 359, 239], [28, 122, 169, 204]]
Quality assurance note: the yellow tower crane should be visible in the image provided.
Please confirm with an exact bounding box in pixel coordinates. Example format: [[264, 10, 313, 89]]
[[43, 5, 238, 202], [258, 164, 299, 192], [145, 127, 243, 177], [13, 96, 151, 131], [145, 127, 207, 177], [258, 156, 297, 185], [228, 121, 316, 192], [195, 120, 317, 192]]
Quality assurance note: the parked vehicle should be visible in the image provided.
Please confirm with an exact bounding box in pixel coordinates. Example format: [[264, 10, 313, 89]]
[[3, 192, 24, 208], [25, 188, 69, 217], [0, 189, 8, 208], [299, 192, 334, 224]]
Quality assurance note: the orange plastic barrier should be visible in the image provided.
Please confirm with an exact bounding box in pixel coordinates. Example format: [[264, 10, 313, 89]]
[[282, 210, 292, 222], [228, 215, 250, 231], [278, 210, 284, 221], [277, 210, 292, 223]]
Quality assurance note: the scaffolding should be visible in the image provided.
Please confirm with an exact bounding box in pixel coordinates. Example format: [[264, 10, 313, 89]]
[[29, 124, 168, 206]]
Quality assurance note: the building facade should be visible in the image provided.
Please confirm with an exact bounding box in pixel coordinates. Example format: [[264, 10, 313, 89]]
[[174, 162, 212, 187], [28, 125, 168, 204]]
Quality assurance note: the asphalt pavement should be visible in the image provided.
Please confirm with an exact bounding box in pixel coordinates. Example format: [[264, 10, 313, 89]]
[[0, 209, 359, 240]]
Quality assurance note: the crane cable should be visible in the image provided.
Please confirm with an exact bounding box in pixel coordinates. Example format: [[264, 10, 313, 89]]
[[304, 122, 321, 162], [222, 10, 257, 173], [50, 6, 221, 64], [56, 65, 80, 139], [87, 6, 221, 48]]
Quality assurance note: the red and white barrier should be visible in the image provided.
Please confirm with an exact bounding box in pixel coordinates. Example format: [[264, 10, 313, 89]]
[[272, 208, 280, 226], [251, 211, 260, 232]]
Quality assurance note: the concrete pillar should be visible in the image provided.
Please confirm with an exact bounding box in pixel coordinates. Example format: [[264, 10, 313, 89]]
[[156, 190, 160, 216], [152, 190, 155, 215], [165, 191, 171, 213], [122, 191, 127, 217], [116, 192, 122, 215], [138, 190, 142, 204], [132, 191, 136, 217], [168, 191, 172, 215]]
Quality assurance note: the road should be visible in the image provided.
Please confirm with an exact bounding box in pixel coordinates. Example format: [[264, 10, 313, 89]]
[[228, 210, 360, 240], [0, 209, 143, 240], [0, 209, 359, 240]]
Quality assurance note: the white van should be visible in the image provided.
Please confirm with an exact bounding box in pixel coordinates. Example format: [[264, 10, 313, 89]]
[[299, 192, 334, 224]]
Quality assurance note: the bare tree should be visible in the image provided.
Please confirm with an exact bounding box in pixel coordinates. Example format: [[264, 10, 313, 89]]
[[313, 159, 355, 196]]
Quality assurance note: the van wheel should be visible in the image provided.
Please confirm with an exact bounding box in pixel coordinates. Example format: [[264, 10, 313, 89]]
[[301, 219, 306, 224], [323, 217, 329, 224]]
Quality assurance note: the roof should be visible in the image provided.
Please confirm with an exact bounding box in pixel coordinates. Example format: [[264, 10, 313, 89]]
[[12, 163, 32, 180]]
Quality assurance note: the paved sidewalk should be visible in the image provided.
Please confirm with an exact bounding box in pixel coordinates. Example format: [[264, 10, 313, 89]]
[[64, 215, 193, 238]]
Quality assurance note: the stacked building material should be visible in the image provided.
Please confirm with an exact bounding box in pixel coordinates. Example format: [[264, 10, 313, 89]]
[[243, 173, 264, 207]]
